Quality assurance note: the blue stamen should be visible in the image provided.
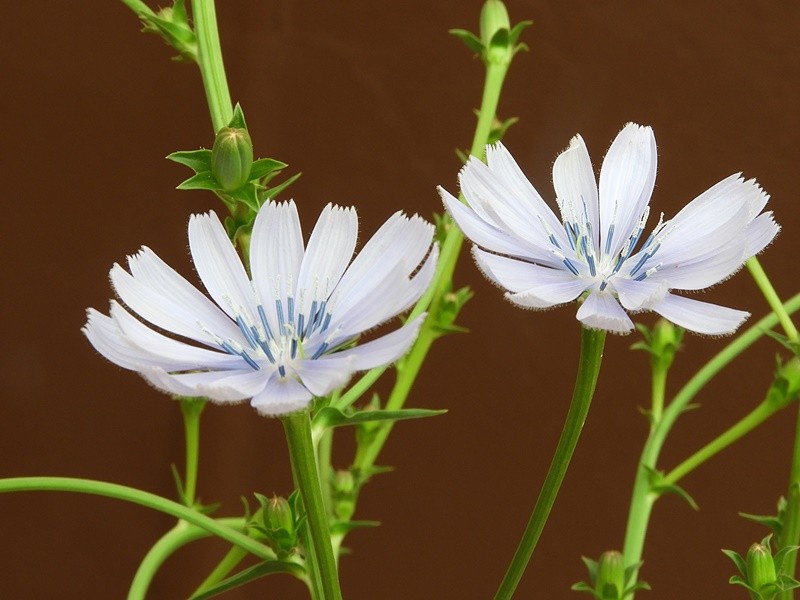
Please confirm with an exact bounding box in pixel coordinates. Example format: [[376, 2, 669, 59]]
[[278, 365, 286, 377], [605, 224, 615, 254], [276, 299, 286, 334], [257, 305, 273, 340], [562, 258, 579, 276], [239, 351, 260, 370], [311, 342, 329, 360]]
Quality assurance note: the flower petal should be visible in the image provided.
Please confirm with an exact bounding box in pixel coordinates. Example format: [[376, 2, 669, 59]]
[[109, 301, 242, 370], [650, 293, 749, 335], [114, 247, 242, 345], [250, 200, 304, 335], [598, 123, 657, 259], [83, 308, 162, 371], [553, 134, 600, 253], [188, 212, 259, 322], [327, 315, 425, 370], [745, 211, 780, 258], [251, 375, 313, 416], [140, 366, 259, 401], [611, 277, 668, 311], [473, 246, 574, 294], [576, 291, 635, 333], [294, 356, 356, 397], [441, 188, 561, 266], [296, 204, 358, 301]]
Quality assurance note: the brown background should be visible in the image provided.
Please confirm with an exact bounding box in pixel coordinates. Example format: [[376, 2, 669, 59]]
[[2, 1, 800, 598]]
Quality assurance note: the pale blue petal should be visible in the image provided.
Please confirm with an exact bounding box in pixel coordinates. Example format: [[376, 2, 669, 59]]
[[188, 212, 259, 322], [327, 316, 424, 370], [650, 293, 749, 335], [598, 123, 657, 259], [745, 212, 780, 258], [294, 356, 355, 397], [250, 200, 304, 335], [251, 375, 313, 416], [473, 246, 575, 294], [296, 204, 358, 302], [611, 277, 669, 311], [576, 291, 635, 333], [83, 308, 163, 371], [553, 134, 600, 253], [116, 247, 242, 345], [140, 366, 257, 400]]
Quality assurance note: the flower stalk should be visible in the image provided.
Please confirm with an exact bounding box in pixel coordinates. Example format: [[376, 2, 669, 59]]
[[494, 326, 606, 600], [282, 410, 342, 600], [191, 0, 233, 131]]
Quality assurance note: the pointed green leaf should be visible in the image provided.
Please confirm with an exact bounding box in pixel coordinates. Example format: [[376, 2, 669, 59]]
[[189, 560, 305, 599], [728, 575, 756, 592], [170, 463, 186, 505], [570, 581, 601, 598], [330, 520, 380, 537], [167, 149, 212, 172], [449, 28, 484, 55], [263, 172, 302, 202], [722, 549, 748, 576], [508, 20, 533, 45], [249, 158, 288, 181], [177, 171, 221, 191], [740, 511, 784, 536], [172, 0, 189, 23], [313, 406, 446, 430]]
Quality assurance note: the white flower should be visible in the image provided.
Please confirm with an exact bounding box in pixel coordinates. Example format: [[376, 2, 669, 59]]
[[439, 123, 779, 335], [84, 201, 438, 415]]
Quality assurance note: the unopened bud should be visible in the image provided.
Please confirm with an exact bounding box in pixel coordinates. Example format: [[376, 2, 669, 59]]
[[479, 0, 510, 48], [211, 127, 253, 191], [264, 495, 294, 535], [747, 542, 777, 596], [595, 551, 625, 599]]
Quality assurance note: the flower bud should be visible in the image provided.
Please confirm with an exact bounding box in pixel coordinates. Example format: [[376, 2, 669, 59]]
[[747, 542, 778, 596], [333, 470, 356, 521], [264, 495, 294, 536], [649, 318, 683, 371], [595, 551, 625, 599], [479, 0, 510, 48], [211, 127, 253, 191]]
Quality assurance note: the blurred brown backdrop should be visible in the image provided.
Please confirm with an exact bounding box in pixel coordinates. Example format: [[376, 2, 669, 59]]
[[2, 1, 800, 598]]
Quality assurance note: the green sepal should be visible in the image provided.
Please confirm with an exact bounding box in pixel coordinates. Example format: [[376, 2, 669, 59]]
[[570, 581, 602, 598], [189, 560, 305, 600], [449, 28, 484, 56], [487, 115, 519, 145], [249, 158, 288, 181], [176, 171, 221, 191], [167, 149, 212, 172], [312, 406, 446, 431], [455, 148, 469, 164], [723, 548, 748, 578], [433, 283, 474, 336], [169, 463, 187, 505], [508, 20, 533, 47], [228, 103, 248, 130], [645, 466, 698, 510]]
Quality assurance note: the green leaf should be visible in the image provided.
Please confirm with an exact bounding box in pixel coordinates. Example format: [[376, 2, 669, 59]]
[[177, 171, 221, 191], [329, 520, 380, 537], [722, 548, 748, 577], [313, 406, 446, 430], [741, 511, 784, 537], [449, 28, 484, 55], [765, 329, 800, 357], [508, 20, 533, 46], [167, 149, 212, 172], [263, 172, 302, 202], [249, 158, 288, 181], [189, 560, 305, 599], [170, 463, 186, 505], [570, 581, 601, 598], [645, 466, 698, 510]]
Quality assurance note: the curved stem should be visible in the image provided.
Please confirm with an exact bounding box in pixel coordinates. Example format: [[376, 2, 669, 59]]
[[191, 545, 248, 597], [191, 0, 233, 131], [128, 518, 245, 600], [622, 292, 800, 594], [748, 258, 799, 341], [282, 411, 342, 600], [0, 477, 274, 559], [494, 327, 606, 600]]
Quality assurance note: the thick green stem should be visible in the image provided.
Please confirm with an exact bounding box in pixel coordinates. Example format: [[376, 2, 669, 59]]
[[494, 327, 606, 600], [622, 292, 800, 594], [0, 477, 273, 558], [128, 518, 245, 600], [191, 0, 233, 131], [282, 411, 342, 600]]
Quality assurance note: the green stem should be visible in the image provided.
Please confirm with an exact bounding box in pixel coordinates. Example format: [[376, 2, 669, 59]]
[[748, 259, 800, 599], [180, 397, 205, 506], [622, 292, 800, 593], [662, 400, 776, 487], [748, 258, 799, 342], [128, 518, 245, 600], [282, 411, 342, 600], [119, 0, 156, 17], [191, 0, 233, 131], [494, 327, 606, 600], [0, 477, 274, 559], [318, 428, 335, 517], [650, 363, 667, 429]]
